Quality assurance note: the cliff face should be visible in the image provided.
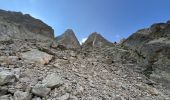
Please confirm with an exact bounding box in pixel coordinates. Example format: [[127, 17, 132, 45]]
[[54, 29, 81, 49], [0, 9, 54, 41], [82, 32, 114, 50], [123, 21, 170, 89]]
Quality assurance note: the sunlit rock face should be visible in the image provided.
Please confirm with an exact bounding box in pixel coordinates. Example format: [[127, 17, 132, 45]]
[[55, 29, 81, 49], [122, 21, 170, 89], [82, 32, 114, 50], [0, 9, 54, 41]]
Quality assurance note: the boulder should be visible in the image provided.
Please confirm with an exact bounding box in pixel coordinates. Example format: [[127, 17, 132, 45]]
[[55, 29, 81, 49], [0, 95, 9, 100], [32, 97, 42, 100], [32, 84, 51, 97], [14, 90, 31, 100], [0, 86, 8, 96], [21, 49, 53, 65], [57, 93, 70, 100], [42, 73, 63, 88], [0, 71, 16, 86]]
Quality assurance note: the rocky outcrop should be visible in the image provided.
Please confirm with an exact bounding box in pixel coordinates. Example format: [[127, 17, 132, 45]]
[[122, 21, 170, 89], [82, 32, 114, 50], [54, 29, 81, 49], [0, 9, 54, 41]]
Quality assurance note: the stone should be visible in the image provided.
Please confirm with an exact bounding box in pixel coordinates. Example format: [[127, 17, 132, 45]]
[[32, 97, 42, 100], [69, 95, 79, 100], [0, 86, 8, 96], [42, 73, 63, 88], [21, 49, 53, 65], [57, 93, 70, 100], [14, 90, 31, 100], [70, 51, 76, 57], [0, 95, 9, 100], [32, 84, 51, 97], [0, 71, 16, 86], [55, 29, 81, 49], [114, 96, 125, 100], [73, 85, 84, 96], [147, 87, 159, 96]]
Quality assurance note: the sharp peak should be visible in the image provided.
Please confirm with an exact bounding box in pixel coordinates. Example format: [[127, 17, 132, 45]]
[[89, 32, 103, 37], [65, 29, 74, 32], [91, 32, 100, 35]]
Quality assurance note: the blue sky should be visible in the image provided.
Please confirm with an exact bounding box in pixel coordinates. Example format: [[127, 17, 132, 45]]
[[0, 0, 170, 42]]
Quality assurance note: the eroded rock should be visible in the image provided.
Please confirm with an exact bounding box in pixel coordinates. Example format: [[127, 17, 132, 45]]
[[42, 73, 63, 88], [14, 90, 31, 100], [21, 49, 53, 65], [32, 84, 51, 97], [0, 71, 16, 86]]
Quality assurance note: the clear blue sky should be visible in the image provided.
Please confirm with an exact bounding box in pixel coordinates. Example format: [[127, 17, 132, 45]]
[[0, 0, 170, 42]]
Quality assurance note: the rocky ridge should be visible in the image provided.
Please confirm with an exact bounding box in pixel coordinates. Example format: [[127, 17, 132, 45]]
[[0, 9, 170, 100], [54, 29, 81, 49], [82, 32, 114, 50], [123, 21, 170, 89], [0, 9, 54, 41]]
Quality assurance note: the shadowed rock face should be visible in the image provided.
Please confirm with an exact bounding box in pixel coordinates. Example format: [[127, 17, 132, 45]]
[[0, 9, 54, 41], [82, 32, 113, 49], [123, 21, 170, 89], [55, 29, 81, 49]]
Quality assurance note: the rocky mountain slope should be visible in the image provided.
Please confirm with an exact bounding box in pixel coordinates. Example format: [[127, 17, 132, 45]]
[[0, 9, 170, 100], [0, 9, 54, 41], [123, 21, 170, 89]]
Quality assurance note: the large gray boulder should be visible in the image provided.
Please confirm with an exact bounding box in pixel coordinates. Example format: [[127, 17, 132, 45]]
[[0, 9, 54, 41], [14, 90, 31, 100], [42, 73, 63, 88], [21, 49, 53, 65], [82, 32, 113, 50], [0, 71, 16, 86], [54, 29, 81, 49], [32, 84, 51, 97], [122, 21, 170, 89]]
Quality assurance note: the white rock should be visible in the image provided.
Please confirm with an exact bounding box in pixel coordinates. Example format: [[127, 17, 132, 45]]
[[21, 49, 53, 65], [0, 71, 16, 86], [32, 97, 42, 100], [14, 90, 31, 100], [42, 73, 63, 88], [69, 95, 78, 100], [57, 93, 70, 100], [12, 68, 21, 79], [32, 84, 51, 97]]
